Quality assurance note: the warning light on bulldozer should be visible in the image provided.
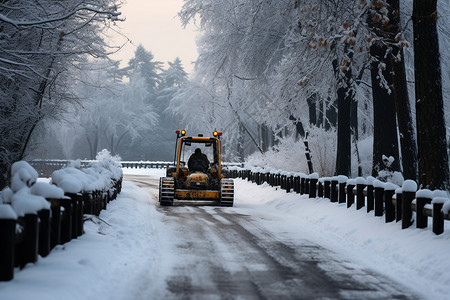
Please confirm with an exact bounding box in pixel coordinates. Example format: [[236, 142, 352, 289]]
[[213, 131, 222, 137], [176, 130, 186, 137]]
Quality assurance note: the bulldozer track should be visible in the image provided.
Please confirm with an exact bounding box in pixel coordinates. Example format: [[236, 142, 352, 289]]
[[160, 177, 175, 206], [220, 179, 234, 207]]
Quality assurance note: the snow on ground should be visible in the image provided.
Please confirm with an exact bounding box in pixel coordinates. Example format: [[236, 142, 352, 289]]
[[0, 167, 449, 299]]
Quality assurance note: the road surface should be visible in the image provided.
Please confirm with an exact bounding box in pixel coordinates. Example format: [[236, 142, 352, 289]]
[[125, 174, 417, 300]]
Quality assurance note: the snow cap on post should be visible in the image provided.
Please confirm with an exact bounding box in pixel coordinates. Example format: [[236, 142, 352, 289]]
[[384, 182, 398, 191], [11, 188, 50, 217], [30, 182, 65, 199], [372, 179, 385, 189], [366, 176, 376, 186], [402, 180, 418, 192], [416, 189, 433, 199], [355, 177, 367, 185], [10, 161, 39, 192], [0, 204, 17, 220], [309, 173, 319, 179], [337, 175, 348, 183]]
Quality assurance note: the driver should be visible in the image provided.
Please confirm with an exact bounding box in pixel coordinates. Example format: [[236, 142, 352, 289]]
[[188, 148, 210, 172]]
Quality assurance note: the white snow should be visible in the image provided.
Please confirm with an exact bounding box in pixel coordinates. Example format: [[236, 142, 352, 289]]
[[355, 176, 367, 185], [384, 182, 399, 191], [402, 179, 418, 192], [416, 189, 434, 199], [0, 168, 449, 300], [337, 175, 348, 183], [0, 204, 18, 220], [372, 179, 385, 188], [11, 188, 50, 217], [30, 182, 65, 199]]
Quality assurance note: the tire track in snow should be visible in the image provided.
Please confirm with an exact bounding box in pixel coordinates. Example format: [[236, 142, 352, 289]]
[[125, 174, 417, 299]]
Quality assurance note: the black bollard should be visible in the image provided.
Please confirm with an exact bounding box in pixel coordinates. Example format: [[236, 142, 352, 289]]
[[0, 209, 17, 281], [432, 199, 445, 235], [346, 183, 355, 208], [330, 179, 338, 203], [401, 180, 417, 229], [374, 181, 385, 217], [324, 179, 331, 199], [318, 181, 324, 198], [60, 197, 73, 244], [395, 190, 402, 222], [309, 178, 318, 198], [22, 213, 39, 268], [384, 188, 396, 223], [416, 190, 432, 229], [38, 209, 51, 257]]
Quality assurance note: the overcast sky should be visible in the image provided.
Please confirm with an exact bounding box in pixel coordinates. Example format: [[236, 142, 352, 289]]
[[110, 0, 198, 73]]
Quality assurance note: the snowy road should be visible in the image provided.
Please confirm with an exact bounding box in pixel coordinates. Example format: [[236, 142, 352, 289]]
[[126, 174, 417, 299]]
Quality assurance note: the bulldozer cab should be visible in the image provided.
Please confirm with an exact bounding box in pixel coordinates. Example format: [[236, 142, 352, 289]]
[[173, 132, 222, 179]]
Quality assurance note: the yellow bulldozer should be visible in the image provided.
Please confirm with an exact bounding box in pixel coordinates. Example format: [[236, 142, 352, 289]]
[[159, 130, 234, 206]]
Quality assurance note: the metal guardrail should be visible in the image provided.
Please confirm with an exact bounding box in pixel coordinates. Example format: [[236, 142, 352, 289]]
[[28, 159, 244, 177]]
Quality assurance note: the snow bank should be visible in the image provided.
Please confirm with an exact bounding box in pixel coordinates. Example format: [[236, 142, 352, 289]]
[[51, 150, 123, 194]]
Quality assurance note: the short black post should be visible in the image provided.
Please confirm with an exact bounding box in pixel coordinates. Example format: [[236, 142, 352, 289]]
[[384, 189, 395, 223], [432, 201, 444, 235], [83, 192, 91, 215], [416, 190, 432, 229], [285, 175, 291, 193], [324, 179, 331, 199], [374, 184, 384, 217], [300, 177, 306, 195], [305, 178, 310, 194], [366, 184, 374, 213], [338, 182, 346, 204], [355, 177, 367, 210], [0, 212, 17, 281], [346, 183, 355, 208], [60, 198, 73, 244], [294, 176, 300, 193], [401, 180, 417, 229], [65, 193, 79, 239], [330, 179, 338, 203], [309, 178, 318, 198], [395, 190, 402, 222], [402, 191, 416, 229], [38, 209, 51, 257], [50, 200, 61, 249], [318, 181, 324, 198], [22, 213, 39, 268]]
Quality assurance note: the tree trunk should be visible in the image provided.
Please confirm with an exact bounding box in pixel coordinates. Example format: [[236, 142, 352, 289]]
[[325, 98, 337, 130], [237, 123, 245, 162], [370, 42, 401, 176], [335, 85, 352, 176], [385, 0, 419, 181], [413, 0, 449, 190], [307, 94, 317, 126]]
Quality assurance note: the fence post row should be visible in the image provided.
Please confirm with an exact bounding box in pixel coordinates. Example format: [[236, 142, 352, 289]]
[[233, 168, 450, 236], [0, 175, 123, 282]]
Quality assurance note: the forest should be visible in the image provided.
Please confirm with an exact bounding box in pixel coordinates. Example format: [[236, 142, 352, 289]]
[[1, 0, 449, 191]]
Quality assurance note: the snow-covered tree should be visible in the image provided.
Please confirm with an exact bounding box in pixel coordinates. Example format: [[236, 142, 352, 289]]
[[0, 0, 121, 189]]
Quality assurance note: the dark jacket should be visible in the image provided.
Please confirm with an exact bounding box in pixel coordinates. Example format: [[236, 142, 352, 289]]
[[188, 152, 210, 172]]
